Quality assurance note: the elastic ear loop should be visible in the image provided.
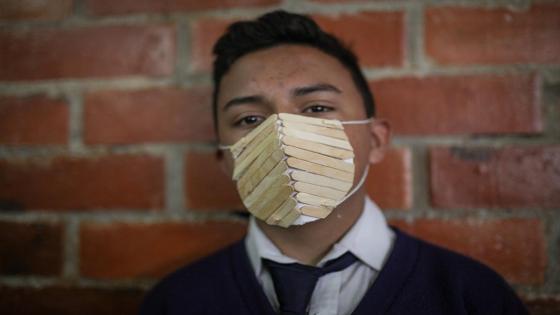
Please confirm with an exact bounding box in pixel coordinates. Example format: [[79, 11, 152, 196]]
[[335, 117, 372, 205], [336, 164, 369, 206]]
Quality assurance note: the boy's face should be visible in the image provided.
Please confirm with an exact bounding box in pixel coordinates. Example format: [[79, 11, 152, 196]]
[[216, 44, 387, 192]]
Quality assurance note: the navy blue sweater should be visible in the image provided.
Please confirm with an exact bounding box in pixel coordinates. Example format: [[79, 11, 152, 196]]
[[140, 229, 528, 315]]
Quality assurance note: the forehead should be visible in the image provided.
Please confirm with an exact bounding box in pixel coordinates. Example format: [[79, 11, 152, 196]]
[[217, 45, 357, 105]]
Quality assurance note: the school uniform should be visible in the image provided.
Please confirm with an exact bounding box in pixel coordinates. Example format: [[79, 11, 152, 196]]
[[140, 198, 528, 315]]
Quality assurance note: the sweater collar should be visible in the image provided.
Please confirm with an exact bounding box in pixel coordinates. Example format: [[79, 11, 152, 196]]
[[245, 197, 394, 275]]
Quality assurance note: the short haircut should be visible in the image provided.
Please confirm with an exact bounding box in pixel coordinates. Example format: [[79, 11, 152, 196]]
[[211, 10, 375, 129]]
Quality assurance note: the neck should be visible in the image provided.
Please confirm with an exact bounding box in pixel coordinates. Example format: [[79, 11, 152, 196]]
[[256, 190, 366, 265]]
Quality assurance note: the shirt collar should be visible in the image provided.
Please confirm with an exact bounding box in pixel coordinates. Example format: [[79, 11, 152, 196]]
[[245, 197, 394, 275]]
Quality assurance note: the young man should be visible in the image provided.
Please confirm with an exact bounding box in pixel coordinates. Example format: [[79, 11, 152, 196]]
[[140, 10, 528, 315]]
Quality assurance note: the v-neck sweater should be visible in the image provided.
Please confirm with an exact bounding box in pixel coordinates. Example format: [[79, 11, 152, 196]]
[[139, 228, 528, 315]]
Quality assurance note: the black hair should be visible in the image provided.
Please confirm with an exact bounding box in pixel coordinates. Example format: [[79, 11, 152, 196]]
[[211, 10, 375, 128]]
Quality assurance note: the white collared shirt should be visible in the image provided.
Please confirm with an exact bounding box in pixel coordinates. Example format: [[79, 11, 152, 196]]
[[245, 197, 395, 315]]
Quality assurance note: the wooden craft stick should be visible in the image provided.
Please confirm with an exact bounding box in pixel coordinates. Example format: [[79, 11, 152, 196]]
[[300, 205, 332, 219], [278, 207, 302, 228], [293, 182, 347, 200], [251, 184, 294, 221], [266, 197, 297, 225], [243, 171, 289, 206], [234, 123, 275, 165], [282, 136, 354, 160], [284, 145, 354, 173], [233, 135, 279, 180], [237, 161, 289, 198], [290, 170, 352, 192], [230, 114, 277, 157], [236, 140, 280, 184], [286, 157, 354, 182], [282, 121, 347, 140], [237, 150, 284, 197], [278, 113, 343, 129], [295, 192, 338, 207], [282, 128, 352, 150]]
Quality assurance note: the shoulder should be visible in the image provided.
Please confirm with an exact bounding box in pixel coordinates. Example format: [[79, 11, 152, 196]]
[[393, 229, 528, 314], [139, 240, 245, 315]]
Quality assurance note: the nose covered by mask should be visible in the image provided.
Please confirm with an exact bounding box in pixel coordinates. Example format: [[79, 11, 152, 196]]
[[219, 113, 370, 228]]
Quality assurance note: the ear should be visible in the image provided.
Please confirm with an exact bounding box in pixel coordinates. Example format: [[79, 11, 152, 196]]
[[368, 119, 391, 164]]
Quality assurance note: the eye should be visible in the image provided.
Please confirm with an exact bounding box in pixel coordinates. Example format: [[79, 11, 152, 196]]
[[302, 104, 334, 114], [234, 115, 265, 127]]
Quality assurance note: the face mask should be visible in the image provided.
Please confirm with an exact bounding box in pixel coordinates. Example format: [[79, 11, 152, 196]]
[[219, 113, 371, 228]]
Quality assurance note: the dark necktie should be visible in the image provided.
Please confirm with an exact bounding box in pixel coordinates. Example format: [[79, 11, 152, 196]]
[[262, 252, 358, 315]]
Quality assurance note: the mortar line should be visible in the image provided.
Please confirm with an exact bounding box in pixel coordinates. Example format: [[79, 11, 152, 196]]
[[62, 217, 80, 281], [67, 89, 85, 153], [164, 148, 186, 214], [174, 17, 190, 85], [405, 1, 425, 71], [410, 145, 431, 211]]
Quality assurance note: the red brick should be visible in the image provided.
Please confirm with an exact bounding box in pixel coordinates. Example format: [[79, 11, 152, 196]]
[[0, 95, 68, 145], [0, 25, 175, 81], [371, 74, 541, 135], [80, 221, 246, 279], [314, 11, 404, 67], [0, 221, 63, 275], [0, 155, 164, 211], [391, 218, 546, 284], [0, 286, 143, 315], [426, 5, 560, 65], [366, 147, 412, 209], [184, 151, 243, 211], [86, 0, 279, 16], [525, 297, 560, 315], [190, 18, 235, 72], [430, 146, 560, 208], [84, 87, 214, 144], [190, 12, 404, 72], [0, 0, 72, 21]]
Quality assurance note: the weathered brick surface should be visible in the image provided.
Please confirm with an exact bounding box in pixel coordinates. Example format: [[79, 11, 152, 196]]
[[366, 147, 412, 209], [0, 25, 175, 81], [84, 87, 214, 144], [0, 155, 164, 211], [426, 5, 560, 65], [314, 11, 404, 67], [371, 74, 541, 135], [184, 151, 243, 211], [0, 0, 72, 21], [0, 286, 144, 315], [190, 18, 236, 72], [86, 0, 280, 15], [0, 221, 63, 275], [391, 218, 546, 284], [80, 221, 246, 279], [430, 146, 560, 208], [0, 95, 68, 145]]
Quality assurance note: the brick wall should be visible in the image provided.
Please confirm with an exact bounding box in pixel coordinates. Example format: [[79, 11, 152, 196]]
[[0, 0, 559, 314]]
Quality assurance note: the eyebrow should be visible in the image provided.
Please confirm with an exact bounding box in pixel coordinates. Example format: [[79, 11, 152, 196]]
[[222, 95, 266, 111], [292, 83, 342, 97]]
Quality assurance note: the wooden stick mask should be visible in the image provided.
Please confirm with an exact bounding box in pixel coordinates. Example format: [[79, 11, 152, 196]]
[[220, 113, 371, 227]]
